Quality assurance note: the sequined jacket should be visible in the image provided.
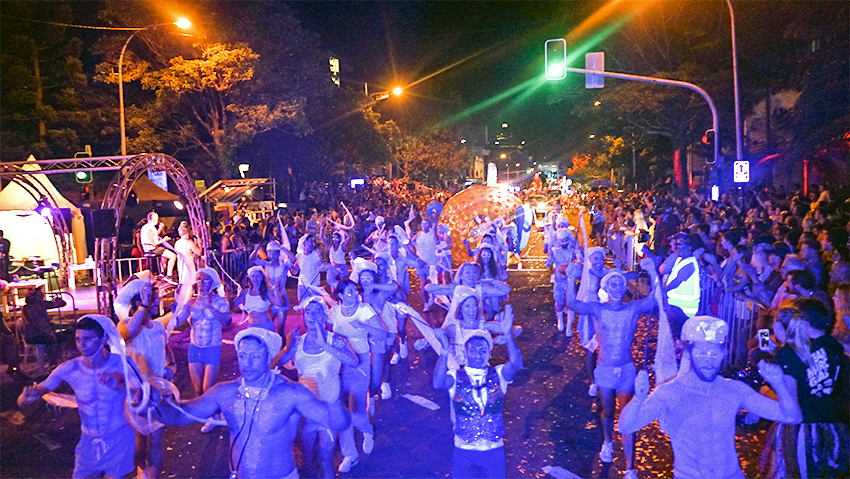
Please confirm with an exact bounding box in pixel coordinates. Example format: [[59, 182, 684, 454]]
[[452, 367, 506, 444]]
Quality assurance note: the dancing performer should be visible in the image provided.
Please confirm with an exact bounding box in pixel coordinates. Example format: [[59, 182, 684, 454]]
[[545, 228, 579, 334], [174, 221, 201, 286], [475, 243, 508, 320], [567, 259, 658, 476], [234, 266, 284, 333], [432, 304, 523, 479], [409, 207, 439, 309], [251, 240, 295, 335], [328, 280, 387, 472], [18, 316, 141, 479], [277, 297, 358, 479], [365, 216, 391, 253], [153, 327, 349, 479], [389, 228, 421, 298], [436, 223, 454, 285], [293, 234, 331, 300], [425, 262, 512, 328], [171, 268, 230, 432], [321, 218, 350, 291], [618, 316, 802, 479], [436, 286, 504, 370], [116, 279, 175, 479], [357, 264, 398, 400]]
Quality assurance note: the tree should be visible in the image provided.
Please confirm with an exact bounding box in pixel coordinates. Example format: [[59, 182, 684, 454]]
[[395, 130, 471, 185], [131, 42, 309, 178], [0, 2, 99, 160], [567, 135, 626, 181]]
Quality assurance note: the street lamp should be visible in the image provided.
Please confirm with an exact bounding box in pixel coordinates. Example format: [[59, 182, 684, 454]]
[[725, 0, 743, 165], [118, 19, 191, 155]]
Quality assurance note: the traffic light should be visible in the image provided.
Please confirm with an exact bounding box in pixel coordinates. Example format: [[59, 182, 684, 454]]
[[545, 39, 567, 80], [81, 185, 91, 201], [75, 170, 92, 183]]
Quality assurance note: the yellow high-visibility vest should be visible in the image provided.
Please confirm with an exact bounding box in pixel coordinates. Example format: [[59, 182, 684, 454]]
[[666, 256, 700, 317]]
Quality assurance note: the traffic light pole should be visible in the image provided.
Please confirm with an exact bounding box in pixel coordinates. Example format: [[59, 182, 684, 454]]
[[563, 66, 720, 170]]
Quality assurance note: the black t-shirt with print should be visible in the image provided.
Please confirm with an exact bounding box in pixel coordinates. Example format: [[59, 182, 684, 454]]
[[775, 334, 849, 424]]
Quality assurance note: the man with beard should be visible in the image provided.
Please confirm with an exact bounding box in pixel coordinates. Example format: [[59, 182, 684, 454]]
[[618, 316, 802, 479]]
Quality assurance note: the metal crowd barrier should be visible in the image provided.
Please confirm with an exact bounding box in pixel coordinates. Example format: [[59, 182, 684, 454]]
[[211, 250, 249, 296], [607, 232, 640, 271], [722, 293, 765, 368], [115, 257, 148, 283]]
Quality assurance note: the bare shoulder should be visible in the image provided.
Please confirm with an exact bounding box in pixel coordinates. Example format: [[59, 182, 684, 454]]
[[269, 376, 312, 403]]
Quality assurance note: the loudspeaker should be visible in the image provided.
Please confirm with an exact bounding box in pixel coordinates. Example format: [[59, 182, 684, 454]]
[[90, 209, 116, 238]]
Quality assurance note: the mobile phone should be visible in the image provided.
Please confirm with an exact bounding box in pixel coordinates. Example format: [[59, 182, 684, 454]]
[[758, 329, 771, 349]]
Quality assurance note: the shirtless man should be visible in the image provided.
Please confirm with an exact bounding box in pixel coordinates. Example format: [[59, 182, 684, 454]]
[[172, 268, 231, 400], [153, 327, 349, 479], [567, 258, 659, 478], [18, 316, 139, 479], [545, 228, 578, 334], [618, 316, 802, 479]]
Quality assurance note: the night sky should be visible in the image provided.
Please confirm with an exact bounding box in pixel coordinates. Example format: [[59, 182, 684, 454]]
[[290, 1, 598, 141]]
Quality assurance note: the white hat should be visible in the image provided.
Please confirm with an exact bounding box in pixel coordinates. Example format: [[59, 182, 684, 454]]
[[681, 316, 729, 344], [235, 327, 283, 359]]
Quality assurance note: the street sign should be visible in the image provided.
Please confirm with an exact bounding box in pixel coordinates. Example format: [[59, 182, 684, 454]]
[[733, 160, 749, 183], [585, 52, 604, 89], [148, 169, 168, 191]]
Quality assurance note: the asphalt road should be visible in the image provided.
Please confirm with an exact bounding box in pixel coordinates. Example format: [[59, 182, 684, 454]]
[[1, 232, 766, 478]]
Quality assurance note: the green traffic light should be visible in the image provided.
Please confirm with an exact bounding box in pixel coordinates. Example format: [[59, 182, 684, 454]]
[[545, 38, 567, 81], [75, 170, 92, 183]]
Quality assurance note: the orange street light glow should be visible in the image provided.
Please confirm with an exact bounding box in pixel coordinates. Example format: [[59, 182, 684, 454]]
[[174, 18, 191, 29], [392, 86, 403, 96], [500, 153, 507, 159]]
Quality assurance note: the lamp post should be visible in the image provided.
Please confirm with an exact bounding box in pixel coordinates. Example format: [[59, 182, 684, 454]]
[[118, 19, 190, 155], [725, 0, 743, 164]]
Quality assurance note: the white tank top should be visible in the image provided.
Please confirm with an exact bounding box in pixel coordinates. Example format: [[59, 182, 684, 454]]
[[294, 333, 341, 402]]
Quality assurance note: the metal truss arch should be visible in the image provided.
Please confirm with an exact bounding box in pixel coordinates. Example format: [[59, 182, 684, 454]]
[[0, 163, 74, 286], [95, 153, 209, 316]]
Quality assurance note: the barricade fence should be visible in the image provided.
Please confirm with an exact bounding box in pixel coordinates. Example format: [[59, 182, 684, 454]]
[[211, 250, 249, 297]]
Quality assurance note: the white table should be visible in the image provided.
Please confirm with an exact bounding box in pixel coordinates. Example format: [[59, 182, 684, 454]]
[[1, 278, 48, 321], [68, 262, 96, 291]]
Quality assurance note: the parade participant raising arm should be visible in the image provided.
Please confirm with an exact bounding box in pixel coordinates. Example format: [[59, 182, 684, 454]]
[[433, 304, 523, 479], [116, 279, 175, 479], [19, 315, 141, 479], [171, 268, 231, 434], [234, 266, 283, 333], [276, 297, 358, 479], [618, 316, 802, 479], [152, 327, 349, 479], [566, 258, 659, 477], [292, 234, 331, 300]]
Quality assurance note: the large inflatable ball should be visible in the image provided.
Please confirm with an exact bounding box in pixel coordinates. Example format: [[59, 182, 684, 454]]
[[441, 185, 526, 267]]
